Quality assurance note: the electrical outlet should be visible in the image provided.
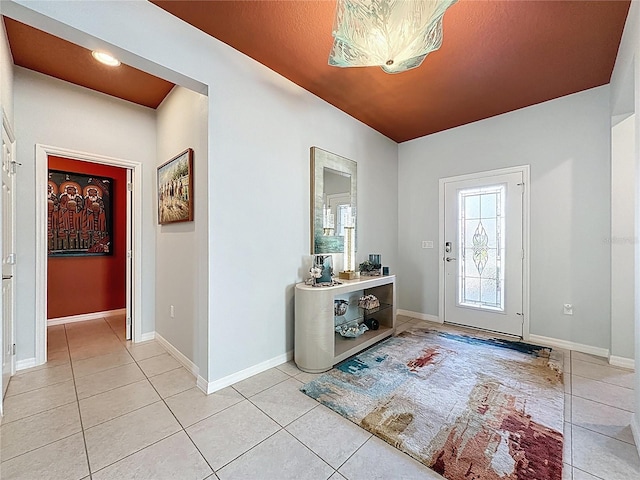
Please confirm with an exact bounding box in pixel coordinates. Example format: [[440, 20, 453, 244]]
[[422, 241, 434, 249], [170, 305, 175, 318], [563, 304, 573, 315]]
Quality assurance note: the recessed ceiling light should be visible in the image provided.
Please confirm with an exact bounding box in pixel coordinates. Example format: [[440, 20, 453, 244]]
[[91, 51, 121, 67]]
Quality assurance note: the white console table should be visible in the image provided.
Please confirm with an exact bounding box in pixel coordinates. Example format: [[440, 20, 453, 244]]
[[294, 275, 396, 373]]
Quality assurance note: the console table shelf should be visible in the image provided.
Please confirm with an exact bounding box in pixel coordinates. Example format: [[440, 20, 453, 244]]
[[334, 325, 394, 362], [334, 303, 392, 328], [294, 275, 396, 373]]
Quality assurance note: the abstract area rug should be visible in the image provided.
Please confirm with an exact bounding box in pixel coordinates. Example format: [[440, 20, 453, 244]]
[[300, 327, 564, 480]]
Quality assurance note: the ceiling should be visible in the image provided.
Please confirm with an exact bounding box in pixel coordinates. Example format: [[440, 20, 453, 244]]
[[4, 1, 631, 143], [3, 17, 174, 109]]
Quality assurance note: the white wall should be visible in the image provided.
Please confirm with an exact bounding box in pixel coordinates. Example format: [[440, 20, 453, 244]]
[[609, 0, 639, 446], [610, 2, 637, 120], [398, 86, 612, 350], [13, 68, 157, 362], [156, 86, 208, 374], [0, 18, 14, 125], [611, 113, 635, 361], [636, 51, 640, 457], [207, 66, 398, 382], [5, 1, 399, 385], [202, 32, 398, 383]]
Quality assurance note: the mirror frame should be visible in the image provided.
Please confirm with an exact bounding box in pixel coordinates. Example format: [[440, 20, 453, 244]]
[[310, 146, 357, 255]]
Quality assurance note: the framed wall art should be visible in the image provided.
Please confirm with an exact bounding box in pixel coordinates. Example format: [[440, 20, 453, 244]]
[[157, 148, 194, 225], [48, 170, 113, 256]]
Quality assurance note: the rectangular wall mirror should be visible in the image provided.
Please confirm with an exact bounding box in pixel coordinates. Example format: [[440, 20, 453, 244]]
[[310, 147, 357, 254]]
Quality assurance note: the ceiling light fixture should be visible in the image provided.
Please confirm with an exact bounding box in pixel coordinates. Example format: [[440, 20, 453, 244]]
[[329, 0, 457, 74], [91, 50, 121, 67]]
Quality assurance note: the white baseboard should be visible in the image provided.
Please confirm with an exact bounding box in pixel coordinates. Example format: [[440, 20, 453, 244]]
[[529, 334, 609, 357], [48, 308, 126, 326], [632, 414, 640, 459], [397, 309, 441, 323], [196, 375, 209, 394], [198, 350, 294, 395], [608, 355, 635, 371], [15, 358, 37, 371], [138, 332, 156, 343], [155, 333, 199, 377]]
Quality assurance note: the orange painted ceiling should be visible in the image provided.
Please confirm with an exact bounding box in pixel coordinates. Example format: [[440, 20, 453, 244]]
[[5, 1, 631, 142], [3, 17, 175, 109]]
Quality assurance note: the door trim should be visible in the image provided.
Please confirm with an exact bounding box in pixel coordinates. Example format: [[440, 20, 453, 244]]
[[35, 144, 143, 366], [1, 109, 16, 414], [438, 165, 531, 340], [2, 109, 15, 144]]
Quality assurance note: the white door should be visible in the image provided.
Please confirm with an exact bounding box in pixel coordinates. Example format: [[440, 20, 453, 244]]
[[1, 122, 16, 401], [442, 170, 524, 337]]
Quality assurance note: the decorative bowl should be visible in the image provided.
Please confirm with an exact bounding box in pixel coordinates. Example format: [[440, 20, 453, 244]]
[[358, 294, 380, 310], [335, 322, 369, 338]]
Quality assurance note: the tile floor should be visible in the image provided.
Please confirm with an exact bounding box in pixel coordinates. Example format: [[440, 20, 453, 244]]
[[0, 314, 638, 480]]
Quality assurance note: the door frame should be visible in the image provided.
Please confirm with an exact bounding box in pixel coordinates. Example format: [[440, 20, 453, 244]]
[[1, 109, 16, 411], [438, 165, 531, 340], [34, 144, 142, 366]]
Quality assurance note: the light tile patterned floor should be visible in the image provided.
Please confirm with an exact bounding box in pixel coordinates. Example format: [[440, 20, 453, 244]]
[[0, 315, 638, 480]]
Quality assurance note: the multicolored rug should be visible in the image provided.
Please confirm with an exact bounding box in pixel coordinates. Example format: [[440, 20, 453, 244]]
[[300, 326, 564, 480]]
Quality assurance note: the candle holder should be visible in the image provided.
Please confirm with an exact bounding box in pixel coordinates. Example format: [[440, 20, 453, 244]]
[[339, 212, 358, 280]]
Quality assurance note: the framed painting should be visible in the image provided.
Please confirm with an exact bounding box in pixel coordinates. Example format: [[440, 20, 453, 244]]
[[157, 148, 194, 224], [48, 170, 113, 256]]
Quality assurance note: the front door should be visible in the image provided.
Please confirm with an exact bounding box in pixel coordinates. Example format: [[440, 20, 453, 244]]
[[442, 169, 525, 337], [2, 121, 16, 401]]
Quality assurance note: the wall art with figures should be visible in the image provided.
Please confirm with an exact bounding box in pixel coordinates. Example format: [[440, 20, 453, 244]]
[[47, 170, 113, 256]]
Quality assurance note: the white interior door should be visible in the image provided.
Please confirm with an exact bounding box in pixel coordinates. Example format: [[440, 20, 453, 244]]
[[443, 170, 524, 337], [2, 122, 16, 401]]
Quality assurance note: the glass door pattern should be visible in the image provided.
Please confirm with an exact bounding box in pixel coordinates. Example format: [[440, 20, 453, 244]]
[[458, 184, 505, 311]]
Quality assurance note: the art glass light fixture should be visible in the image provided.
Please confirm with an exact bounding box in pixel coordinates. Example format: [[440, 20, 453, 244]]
[[329, 0, 457, 74]]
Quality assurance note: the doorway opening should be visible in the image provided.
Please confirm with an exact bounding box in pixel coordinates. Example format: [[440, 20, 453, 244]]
[[35, 145, 143, 366], [439, 166, 530, 339], [47, 156, 129, 340]]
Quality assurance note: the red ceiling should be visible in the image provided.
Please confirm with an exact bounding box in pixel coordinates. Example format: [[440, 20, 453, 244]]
[[3, 17, 174, 109], [4, 1, 631, 142], [152, 0, 630, 142]]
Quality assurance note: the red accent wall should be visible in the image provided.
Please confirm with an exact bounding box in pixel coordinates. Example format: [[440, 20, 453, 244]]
[[47, 156, 127, 319]]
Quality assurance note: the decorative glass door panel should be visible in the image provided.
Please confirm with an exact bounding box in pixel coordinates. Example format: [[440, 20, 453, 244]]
[[458, 185, 505, 311]]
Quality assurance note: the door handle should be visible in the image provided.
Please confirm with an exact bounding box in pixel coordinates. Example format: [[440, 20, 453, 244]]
[[2, 275, 12, 280], [445, 257, 456, 262]]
